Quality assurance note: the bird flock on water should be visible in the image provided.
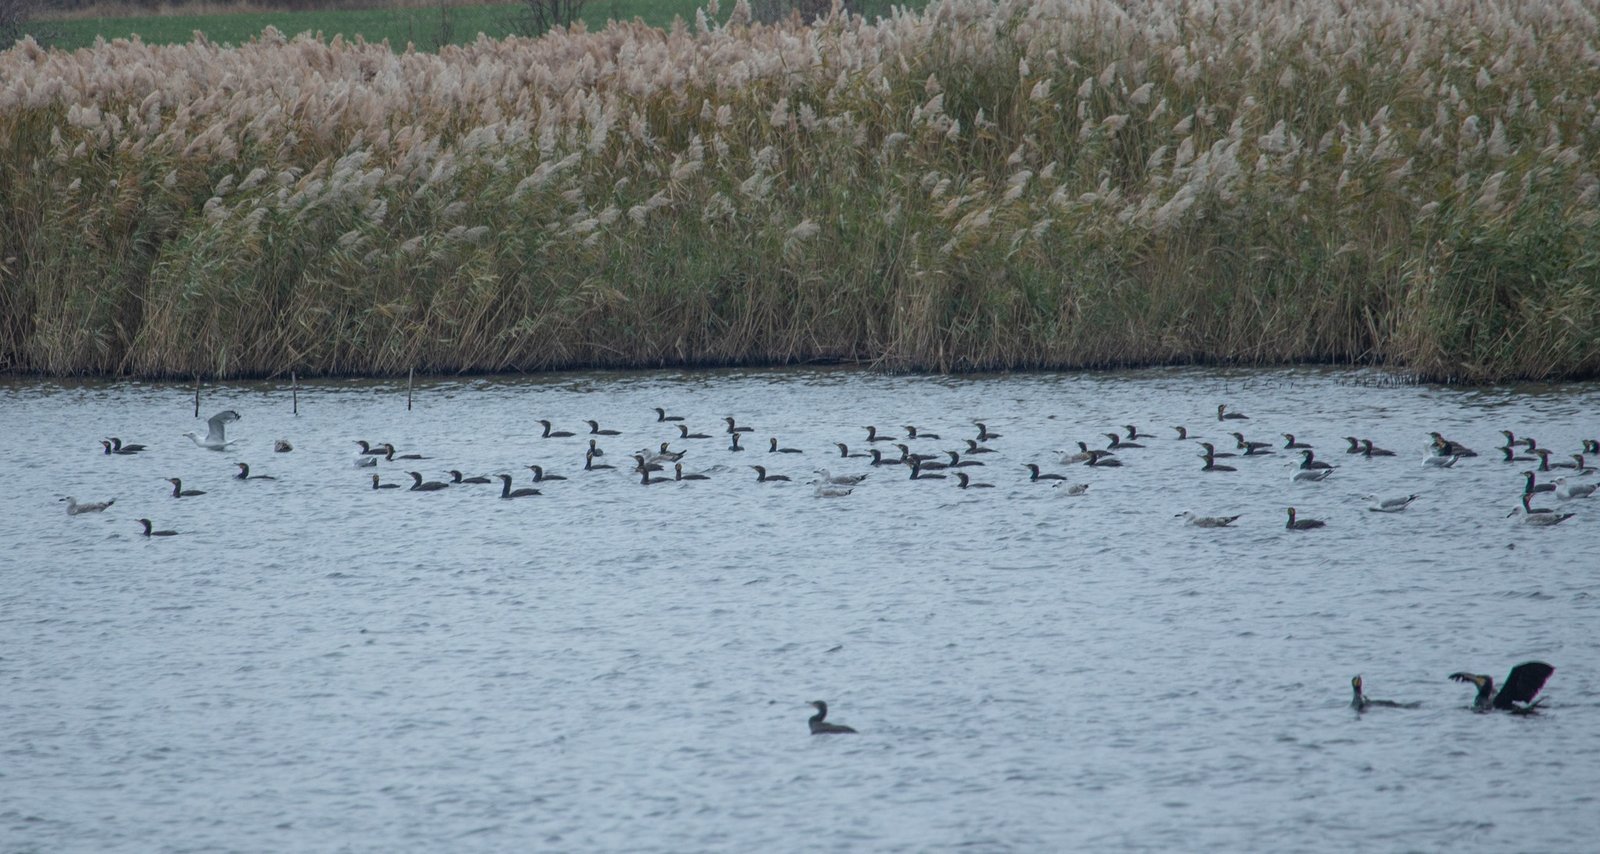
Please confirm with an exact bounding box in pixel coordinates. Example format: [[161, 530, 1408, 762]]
[[66, 398, 1587, 729]]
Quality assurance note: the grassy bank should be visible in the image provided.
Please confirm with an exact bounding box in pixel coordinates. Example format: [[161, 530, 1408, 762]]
[[26, 1, 918, 51], [3, 0, 1599, 382]]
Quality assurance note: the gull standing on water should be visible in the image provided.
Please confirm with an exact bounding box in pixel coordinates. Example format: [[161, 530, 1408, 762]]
[[183, 410, 241, 450]]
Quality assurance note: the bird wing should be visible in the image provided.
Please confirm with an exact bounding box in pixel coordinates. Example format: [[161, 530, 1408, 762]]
[[1495, 662, 1555, 709], [205, 409, 241, 444]]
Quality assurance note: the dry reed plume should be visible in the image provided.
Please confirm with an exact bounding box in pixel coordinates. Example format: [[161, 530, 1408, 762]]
[[2, 0, 1599, 380]]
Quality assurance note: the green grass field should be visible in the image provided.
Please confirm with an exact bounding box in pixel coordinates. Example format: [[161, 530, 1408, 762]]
[[30, 2, 916, 52]]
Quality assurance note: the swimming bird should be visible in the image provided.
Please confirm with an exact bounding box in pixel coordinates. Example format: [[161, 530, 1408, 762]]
[[1366, 494, 1419, 512], [946, 451, 983, 468], [377, 444, 422, 466], [1023, 463, 1067, 482], [1197, 442, 1236, 459], [1449, 662, 1554, 713], [724, 417, 755, 434], [834, 443, 869, 458], [585, 420, 621, 436], [496, 474, 542, 497], [406, 471, 449, 492], [108, 437, 147, 453], [1282, 433, 1312, 450], [584, 450, 615, 471], [770, 437, 803, 454], [1217, 404, 1249, 421], [1343, 437, 1363, 454], [808, 701, 858, 735], [674, 463, 710, 481], [1499, 430, 1532, 450], [1361, 439, 1397, 458], [905, 425, 941, 440], [1173, 426, 1194, 440], [355, 440, 387, 455], [1199, 454, 1236, 473], [1285, 506, 1325, 530], [812, 481, 854, 498], [1532, 448, 1576, 471], [1231, 432, 1274, 455], [234, 463, 276, 481], [447, 470, 491, 484], [631, 454, 665, 474], [353, 456, 377, 468], [273, 439, 293, 453], [678, 424, 711, 440], [1177, 511, 1240, 528], [526, 465, 566, 482], [1291, 467, 1333, 482], [1298, 449, 1333, 470], [654, 407, 685, 422], [867, 449, 901, 467], [654, 443, 686, 463], [974, 422, 1002, 441], [729, 433, 745, 452], [1105, 433, 1144, 450], [1428, 432, 1477, 457], [101, 440, 140, 456], [954, 472, 994, 489], [638, 467, 671, 485], [750, 465, 790, 483], [908, 460, 946, 480], [863, 425, 896, 443], [1058, 443, 1095, 465], [1507, 493, 1573, 524], [1554, 477, 1597, 500], [183, 409, 241, 450], [964, 439, 996, 455], [537, 420, 574, 438], [1054, 482, 1090, 495], [136, 518, 178, 537], [1124, 425, 1156, 440], [816, 469, 868, 486], [61, 497, 115, 515], [1350, 676, 1418, 711], [371, 474, 399, 490], [1086, 453, 1123, 468], [895, 444, 940, 466], [166, 477, 205, 497], [588, 439, 605, 457], [1522, 471, 1555, 495]]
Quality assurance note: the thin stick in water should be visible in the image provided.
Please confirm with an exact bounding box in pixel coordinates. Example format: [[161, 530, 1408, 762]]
[[193, 376, 200, 418], [291, 371, 298, 416], [407, 368, 414, 411]]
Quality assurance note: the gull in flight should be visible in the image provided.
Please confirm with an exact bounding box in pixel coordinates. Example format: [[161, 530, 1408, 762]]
[[183, 410, 242, 450]]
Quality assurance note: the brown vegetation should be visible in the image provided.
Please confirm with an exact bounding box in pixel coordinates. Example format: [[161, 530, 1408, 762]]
[[2, 0, 1598, 381]]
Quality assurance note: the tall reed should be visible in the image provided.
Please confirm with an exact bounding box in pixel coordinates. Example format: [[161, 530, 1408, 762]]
[[2, 0, 1598, 381]]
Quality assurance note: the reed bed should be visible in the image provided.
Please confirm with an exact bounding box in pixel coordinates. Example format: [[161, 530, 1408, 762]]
[[3, 0, 1599, 381]]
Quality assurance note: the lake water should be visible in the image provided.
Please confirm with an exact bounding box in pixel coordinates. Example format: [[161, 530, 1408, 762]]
[[3, 367, 1598, 852]]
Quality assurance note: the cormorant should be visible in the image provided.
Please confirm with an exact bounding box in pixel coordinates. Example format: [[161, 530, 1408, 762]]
[[1285, 507, 1325, 530], [1350, 676, 1418, 711], [1449, 662, 1554, 713], [808, 701, 858, 735]]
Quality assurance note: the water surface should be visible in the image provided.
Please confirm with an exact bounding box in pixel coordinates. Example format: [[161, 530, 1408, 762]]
[[3, 368, 1598, 851]]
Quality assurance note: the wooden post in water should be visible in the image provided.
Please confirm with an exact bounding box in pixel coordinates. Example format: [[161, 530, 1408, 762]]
[[291, 372, 299, 416], [407, 368, 414, 411], [193, 376, 201, 418]]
